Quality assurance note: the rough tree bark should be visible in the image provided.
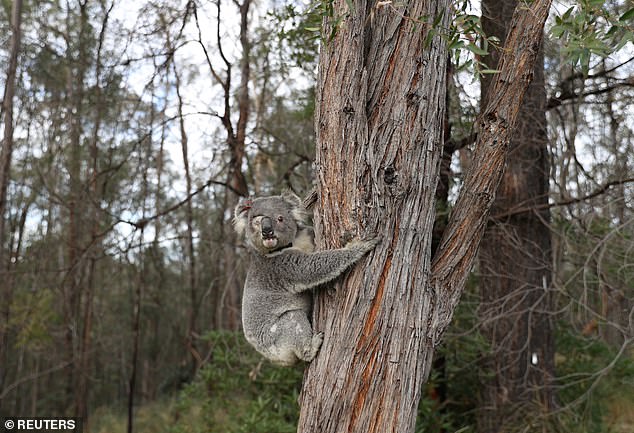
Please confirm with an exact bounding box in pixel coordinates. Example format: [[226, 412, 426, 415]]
[[477, 1, 556, 431], [297, 1, 553, 432]]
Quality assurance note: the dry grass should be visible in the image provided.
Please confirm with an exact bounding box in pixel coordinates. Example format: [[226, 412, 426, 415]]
[[605, 394, 634, 433]]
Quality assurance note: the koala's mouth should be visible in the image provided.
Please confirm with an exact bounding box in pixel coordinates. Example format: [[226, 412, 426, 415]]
[[261, 235, 278, 249]]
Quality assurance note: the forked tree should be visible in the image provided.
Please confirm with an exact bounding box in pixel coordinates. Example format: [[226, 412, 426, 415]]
[[297, 0, 553, 432]]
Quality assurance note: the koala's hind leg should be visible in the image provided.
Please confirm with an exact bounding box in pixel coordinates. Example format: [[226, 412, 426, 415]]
[[275, 310, 323, 364]]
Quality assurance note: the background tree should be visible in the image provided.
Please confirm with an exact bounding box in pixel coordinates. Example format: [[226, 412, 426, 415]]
[[0, 0, 23, 398], [476, 0, 556, 430]]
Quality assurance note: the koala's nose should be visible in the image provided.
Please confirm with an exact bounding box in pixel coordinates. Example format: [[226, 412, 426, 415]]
[[261, 217, 274, 237]]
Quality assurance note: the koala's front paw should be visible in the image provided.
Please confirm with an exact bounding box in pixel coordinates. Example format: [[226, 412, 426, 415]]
[[346, 237, 381, 254], [364, 237, 381, 249]]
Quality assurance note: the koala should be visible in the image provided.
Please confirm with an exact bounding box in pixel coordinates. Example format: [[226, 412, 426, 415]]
[[233, 191, 379, 366]]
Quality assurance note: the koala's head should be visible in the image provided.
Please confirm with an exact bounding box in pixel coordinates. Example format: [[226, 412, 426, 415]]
[[234, 191, 308, 255]]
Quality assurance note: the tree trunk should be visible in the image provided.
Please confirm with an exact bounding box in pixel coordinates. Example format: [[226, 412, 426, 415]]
[[127, 244, 144, 433], [298, 1, 552, 432], [599, 62, 630, 347], [0, 0, 23, 396], [477, 1, 556, 431], [173, 59, 201, 370], [216, 0, 251, 330], [298, 3, 449, 432], [0, 0, 22, 263], [75, 3, 113, 421]]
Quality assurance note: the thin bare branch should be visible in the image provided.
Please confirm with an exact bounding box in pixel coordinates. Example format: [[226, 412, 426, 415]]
[[130, 178, 240, 230], [548, 77, 634, 109], [493, 177, 634, 220]]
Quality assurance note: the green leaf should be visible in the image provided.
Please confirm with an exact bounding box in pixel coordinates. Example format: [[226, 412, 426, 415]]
[[619, 8, 634, 22], [579, 48, 591, 74], [615, 30, 634, 50], [605, 25, 620, 37], [344, 0, 355, 14], [456, 58, 473, 72], [551, 25, 566, 38], [488, 36, 501, 44], [423, 28, 437, 48], [431, 10, 444, 30], [466, 43, 488, 55], [448, 39, 465, 50]]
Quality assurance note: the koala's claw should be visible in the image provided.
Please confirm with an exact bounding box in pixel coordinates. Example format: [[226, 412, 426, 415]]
[[298, 332, 324, 363], [346, 236, 381, 253], [313, 332, 324, 347], [310, 332, 324, 361], [366, 237, 381, 247]]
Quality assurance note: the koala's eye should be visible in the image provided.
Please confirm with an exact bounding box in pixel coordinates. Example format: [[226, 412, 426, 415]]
[[252, 217, 262, 226], [277, 215, 284, 223]]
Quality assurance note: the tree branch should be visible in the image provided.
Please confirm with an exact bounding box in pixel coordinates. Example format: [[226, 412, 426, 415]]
[[130, 178, 239, 229], [444, 132, 477, 152], [492, 177, 634, 220], [0, 361, 73, 400], [547, 77, 634, 109], [552, 55, 634, 88]]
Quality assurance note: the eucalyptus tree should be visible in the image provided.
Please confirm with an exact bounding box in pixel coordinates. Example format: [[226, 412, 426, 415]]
[[297, 0, 552, 432]]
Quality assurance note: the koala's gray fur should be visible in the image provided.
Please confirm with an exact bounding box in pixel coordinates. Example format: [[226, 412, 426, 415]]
[[234, 191, 378, 366]]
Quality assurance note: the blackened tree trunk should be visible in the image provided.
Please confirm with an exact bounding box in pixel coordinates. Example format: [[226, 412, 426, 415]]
[[297, 1, 552, 432], [477, 1, 556, 431]]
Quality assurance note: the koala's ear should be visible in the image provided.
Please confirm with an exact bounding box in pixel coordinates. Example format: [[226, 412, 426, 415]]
[[233, 197, 253, 237], [280, 190, 301, 207], [281, 190, 308, 223]]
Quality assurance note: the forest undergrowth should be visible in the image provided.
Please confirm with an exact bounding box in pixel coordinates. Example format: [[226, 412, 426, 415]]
[[87, 330, 634, 433]]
